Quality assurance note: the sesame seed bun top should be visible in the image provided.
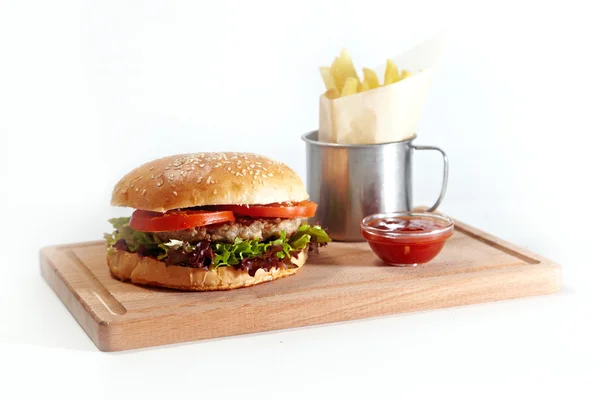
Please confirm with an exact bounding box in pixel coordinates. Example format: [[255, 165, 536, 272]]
[[110, 152, 309, 212]]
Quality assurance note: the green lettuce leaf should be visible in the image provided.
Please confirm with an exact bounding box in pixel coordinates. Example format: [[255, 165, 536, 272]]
[[289, 224, 332, 249], [104, 219, 332, 268], [213, 237, 269, 267], [210, 230, 303, 268], [157, 239, 194, 260], [104, 217, 163, 253]]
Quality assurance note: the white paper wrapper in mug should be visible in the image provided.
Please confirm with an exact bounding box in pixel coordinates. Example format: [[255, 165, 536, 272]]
[[318, 33, 448, 144]]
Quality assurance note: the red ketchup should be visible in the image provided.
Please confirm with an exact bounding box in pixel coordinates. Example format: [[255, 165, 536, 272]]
[[360, 212, 454, 266]]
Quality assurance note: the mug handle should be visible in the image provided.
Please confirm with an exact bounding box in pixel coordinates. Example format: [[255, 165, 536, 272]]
[[412, 145, 449, 212]]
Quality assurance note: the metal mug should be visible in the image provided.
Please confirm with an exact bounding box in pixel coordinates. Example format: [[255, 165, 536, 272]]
[[301, 130, 449, 242]]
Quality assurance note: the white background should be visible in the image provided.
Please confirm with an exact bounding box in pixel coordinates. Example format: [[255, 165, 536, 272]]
[[1, 1, 599, 399]]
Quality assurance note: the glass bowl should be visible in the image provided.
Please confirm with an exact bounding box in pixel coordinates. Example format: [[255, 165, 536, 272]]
[[360, 211, 454, 266]]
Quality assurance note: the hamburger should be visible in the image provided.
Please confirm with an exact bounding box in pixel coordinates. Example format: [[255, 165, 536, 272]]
[[104, 152, 331, 291]]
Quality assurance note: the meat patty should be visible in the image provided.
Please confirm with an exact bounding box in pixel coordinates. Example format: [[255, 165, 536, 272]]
[[154, 217, 304, 243]]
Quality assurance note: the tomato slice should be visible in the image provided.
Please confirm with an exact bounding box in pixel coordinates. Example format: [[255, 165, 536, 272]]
[[129, 209, 235, 232], [211, 200, 318, 219]]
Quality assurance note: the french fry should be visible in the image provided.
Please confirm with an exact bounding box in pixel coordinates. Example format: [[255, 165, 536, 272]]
[[331, 49, 358, 92], [337, 49, 359, 79], [321, 49, 416, 98], [362, 68, 380, 89], [319, 66, 337, 91], [329, 57, 342, 91], [324, 88, 340, 99], [340, 77, 358, 97], [358, 79, 370, 93], [384, 59, 400, 85], [399, 70, 413, 81]]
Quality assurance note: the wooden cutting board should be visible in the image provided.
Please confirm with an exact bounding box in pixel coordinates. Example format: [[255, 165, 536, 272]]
[[40, 218, 561, 352]]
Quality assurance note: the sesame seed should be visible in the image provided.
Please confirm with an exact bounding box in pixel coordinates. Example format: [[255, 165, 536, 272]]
[[173, 191, 178, 196], [268, 173, 273, 177], [213, 189, 217, 194], [141, 189, 147, 195], [135, 187, 139, 192], [196, 177, 203, 183], [262, 174, 268, 178], [157, 180, 163, 187]]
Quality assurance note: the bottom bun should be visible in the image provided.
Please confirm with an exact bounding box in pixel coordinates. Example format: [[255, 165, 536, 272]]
[[107, 248, 307, 291]]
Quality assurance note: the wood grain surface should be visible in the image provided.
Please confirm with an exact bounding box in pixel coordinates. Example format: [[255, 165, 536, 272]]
[[40, 218, 562, 352]]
